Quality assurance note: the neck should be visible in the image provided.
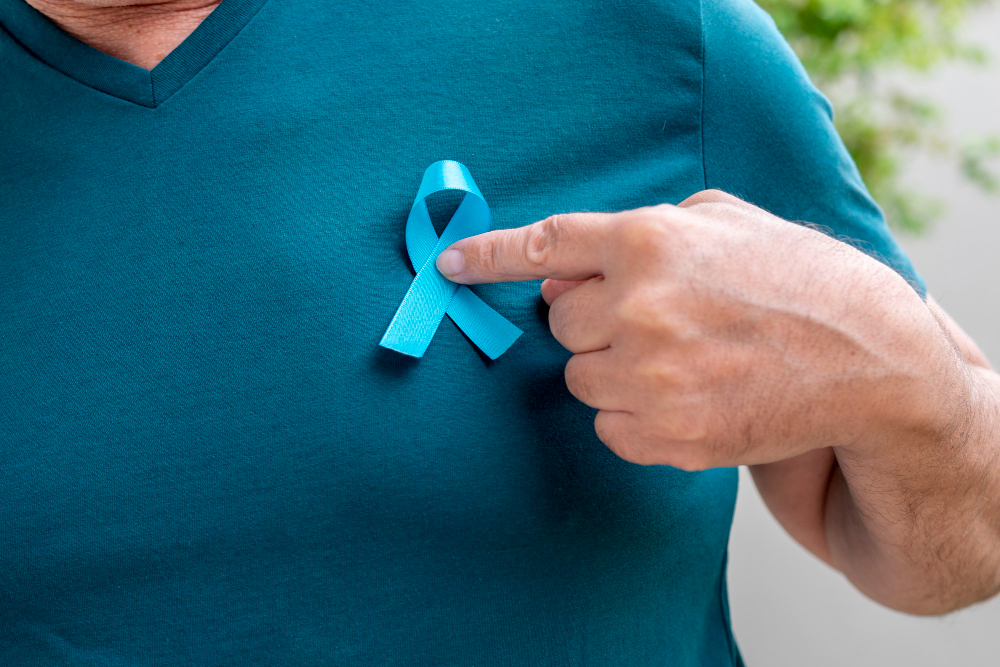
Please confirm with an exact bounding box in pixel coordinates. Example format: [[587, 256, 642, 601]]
[[25, 0, 221, 70]]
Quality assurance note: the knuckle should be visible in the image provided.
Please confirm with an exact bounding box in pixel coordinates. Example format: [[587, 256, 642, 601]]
[[668, 449, 715, 472], [593, 411, 614, 443], [658, 417, 717, 469], [620, 214, 670, 255], [547, 291, 582, 344], [547, 292, 568, 330], [594, 412, 628, 457], [548, 311, 570, 347], [678, 188, 743, 209], [564, 356, 599, 405], [636, 360, 679, 392], [594, 405, 718, 470], [661, 399, 712, 442], [701, 188, 738, 204], [637, 356, 707, 396], [594, 413, 655, 466], [617, 442, 656, 466], [525, 215, 564, 271], [616, 289, 665, 332]]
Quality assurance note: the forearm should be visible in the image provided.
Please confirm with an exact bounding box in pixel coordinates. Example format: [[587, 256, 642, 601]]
[[752, 294, 1000, 614], [750, 448, 837, 566], [826, 363, 1000, 614]]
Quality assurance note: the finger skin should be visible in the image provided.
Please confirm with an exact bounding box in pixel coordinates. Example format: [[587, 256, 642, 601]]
[[594, 409, 707, 470], [593, 410, 668, 467], [547, 276, 613, 353], [564, 348, 630, 411], [677, 188, 752, 210], [540, 279, 588, 306], [436, 212, 618, 284]]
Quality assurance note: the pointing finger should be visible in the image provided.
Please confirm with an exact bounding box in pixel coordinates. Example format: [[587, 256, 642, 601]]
[[435, 212, 618, 284]]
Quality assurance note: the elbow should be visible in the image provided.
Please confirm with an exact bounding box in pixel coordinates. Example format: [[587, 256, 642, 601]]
[[885, 584, 1000, 617], [854, 552, 1000, 617]]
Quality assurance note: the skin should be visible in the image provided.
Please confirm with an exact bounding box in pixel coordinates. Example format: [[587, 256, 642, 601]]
[[436, 191, 1000, 615], [25, 0, 219, 69], [30, 0, 1000, 617]]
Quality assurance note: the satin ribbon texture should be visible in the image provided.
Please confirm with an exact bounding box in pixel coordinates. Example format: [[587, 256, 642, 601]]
[[380, 160, 523, 359]]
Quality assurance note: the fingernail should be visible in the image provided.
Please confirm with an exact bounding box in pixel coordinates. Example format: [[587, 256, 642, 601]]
[[436, 248, 464, 277]]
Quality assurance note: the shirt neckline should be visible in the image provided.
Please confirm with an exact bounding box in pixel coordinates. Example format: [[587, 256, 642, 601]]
[[0, 0, 270, 108]]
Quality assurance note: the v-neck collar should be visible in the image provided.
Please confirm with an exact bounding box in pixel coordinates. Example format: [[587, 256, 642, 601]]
[[0, 0, 270, 108]]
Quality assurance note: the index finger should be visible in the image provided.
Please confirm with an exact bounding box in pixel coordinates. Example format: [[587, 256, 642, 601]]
[[435, 212, 618, 284]]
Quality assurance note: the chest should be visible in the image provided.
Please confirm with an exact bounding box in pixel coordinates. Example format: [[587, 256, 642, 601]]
[[0, 11, 718, 591]]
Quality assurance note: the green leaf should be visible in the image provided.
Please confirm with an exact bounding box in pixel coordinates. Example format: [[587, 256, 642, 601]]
[[759, 0, 997, 233]]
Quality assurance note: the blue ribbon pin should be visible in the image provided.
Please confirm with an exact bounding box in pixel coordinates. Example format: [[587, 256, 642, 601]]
[[380, 160, 523, 359]]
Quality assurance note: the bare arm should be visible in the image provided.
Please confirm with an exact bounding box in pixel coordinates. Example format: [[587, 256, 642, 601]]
[[752, 297, 1000, 614]]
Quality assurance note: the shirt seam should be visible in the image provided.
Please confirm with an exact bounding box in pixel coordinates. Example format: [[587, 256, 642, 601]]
[[154, 0, 273, 110], [0, 0, 273, 110], [0, 22, 154, 107], [699, 0, 708, 192]]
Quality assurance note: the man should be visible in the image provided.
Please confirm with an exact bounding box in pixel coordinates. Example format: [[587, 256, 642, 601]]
[[1, 0, 995, 666]]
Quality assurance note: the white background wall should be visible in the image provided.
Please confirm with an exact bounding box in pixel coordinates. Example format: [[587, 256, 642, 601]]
[[728, 5, 1000, 665]]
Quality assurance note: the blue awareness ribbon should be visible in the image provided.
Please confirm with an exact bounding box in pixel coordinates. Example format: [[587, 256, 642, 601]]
[[379, 160, 523, 359]]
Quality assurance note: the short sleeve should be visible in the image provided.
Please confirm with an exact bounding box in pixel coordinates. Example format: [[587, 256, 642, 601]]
[[701, 0, 926, 296]]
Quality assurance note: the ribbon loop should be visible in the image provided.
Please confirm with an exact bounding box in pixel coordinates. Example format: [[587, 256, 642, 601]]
[[380, 161, 522, 359]]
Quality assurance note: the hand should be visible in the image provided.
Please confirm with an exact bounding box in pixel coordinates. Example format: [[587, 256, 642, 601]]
[[436, 190, 960, 470], [440, 190, 1000, 615]]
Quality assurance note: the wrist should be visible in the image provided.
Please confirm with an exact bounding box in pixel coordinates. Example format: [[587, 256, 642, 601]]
[[838, 311, 973, 463]]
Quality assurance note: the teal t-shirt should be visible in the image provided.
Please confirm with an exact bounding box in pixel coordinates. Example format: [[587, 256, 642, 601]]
[[0, 0, 922, 665]]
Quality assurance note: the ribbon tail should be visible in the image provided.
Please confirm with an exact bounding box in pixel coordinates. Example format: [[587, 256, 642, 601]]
[[380, 255, 461, 358], [447, 286, 523, 360], [381, 161, 521, 360]]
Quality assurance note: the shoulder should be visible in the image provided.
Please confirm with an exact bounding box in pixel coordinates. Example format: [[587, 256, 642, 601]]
[[697, 0, 925, 293], [699, 0, 864, 226], [701, 0, 833, 132]]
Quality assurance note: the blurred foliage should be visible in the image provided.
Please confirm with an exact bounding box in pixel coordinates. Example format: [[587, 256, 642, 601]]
[[759, 0, 999, 233]]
